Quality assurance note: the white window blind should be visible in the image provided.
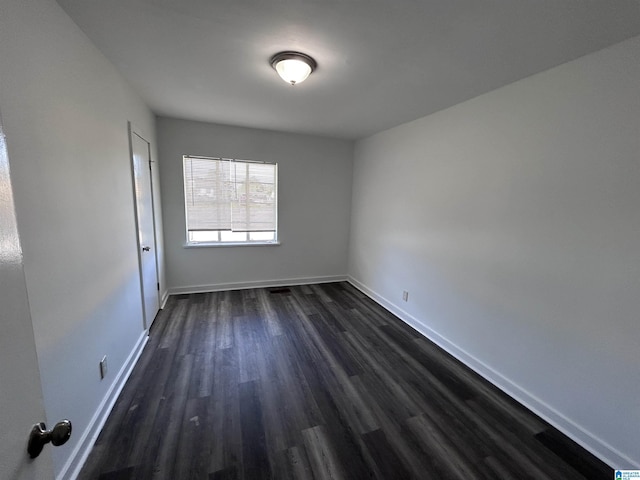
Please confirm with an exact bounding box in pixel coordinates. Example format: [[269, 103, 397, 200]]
[[183, 156, 277, 243]]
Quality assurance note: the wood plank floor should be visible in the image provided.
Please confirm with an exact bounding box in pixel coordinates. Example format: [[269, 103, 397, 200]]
[[78, 282, 612, 479]]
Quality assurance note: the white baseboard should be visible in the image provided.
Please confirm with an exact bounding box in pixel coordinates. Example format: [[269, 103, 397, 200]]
[[347, 276, 636, 469], [160, 289, 170, 309], [59, 331, 149, 480], [167, 275, 348, 296]]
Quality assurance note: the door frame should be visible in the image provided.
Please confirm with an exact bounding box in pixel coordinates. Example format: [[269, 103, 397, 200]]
[[128, 122, 160, 330]]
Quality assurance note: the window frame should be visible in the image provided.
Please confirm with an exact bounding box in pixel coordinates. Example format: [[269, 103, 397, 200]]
[[182, 155, 279, 247]]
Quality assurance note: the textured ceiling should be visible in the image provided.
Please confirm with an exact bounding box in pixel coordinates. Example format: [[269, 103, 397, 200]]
[[56, 0, 640, 139]]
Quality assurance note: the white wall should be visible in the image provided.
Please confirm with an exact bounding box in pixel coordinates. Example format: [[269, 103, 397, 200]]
[[0, 0, 165, 477], [349, 36, 640, 468], [157, 117, 353, 292]]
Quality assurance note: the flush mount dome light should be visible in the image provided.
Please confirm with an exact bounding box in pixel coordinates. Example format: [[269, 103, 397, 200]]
[[270, 51, 317, 85]]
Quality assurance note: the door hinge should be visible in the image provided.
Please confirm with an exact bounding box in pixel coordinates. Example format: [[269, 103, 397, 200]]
[[157, 282, 160, 291]]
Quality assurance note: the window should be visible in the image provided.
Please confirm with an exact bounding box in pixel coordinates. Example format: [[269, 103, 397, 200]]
[[183, 155, 278, 245]]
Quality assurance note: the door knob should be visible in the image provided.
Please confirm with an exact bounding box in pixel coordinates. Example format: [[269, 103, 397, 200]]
[[28, 420, 72, 458], [142, 246, 151, 252]]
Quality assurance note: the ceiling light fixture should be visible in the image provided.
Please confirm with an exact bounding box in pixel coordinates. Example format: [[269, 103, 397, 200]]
[[270, 51, 317, 85]]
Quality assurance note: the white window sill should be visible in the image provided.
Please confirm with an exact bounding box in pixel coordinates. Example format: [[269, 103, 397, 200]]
[[184, 241, 281, 248]]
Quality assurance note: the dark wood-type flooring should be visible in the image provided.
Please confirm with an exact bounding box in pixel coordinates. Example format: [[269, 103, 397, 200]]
[[78, 282, 612, 479]]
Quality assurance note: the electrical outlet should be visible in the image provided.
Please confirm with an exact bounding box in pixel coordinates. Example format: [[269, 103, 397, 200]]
[[402, 291, 409, 302], [99, 356, 108, 379]]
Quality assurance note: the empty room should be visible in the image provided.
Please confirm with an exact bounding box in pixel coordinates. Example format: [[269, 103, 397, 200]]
[[1, 0, 639, 479]]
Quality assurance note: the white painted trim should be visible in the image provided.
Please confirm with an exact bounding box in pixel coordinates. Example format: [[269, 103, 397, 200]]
[[347, 276, 636, 469], [168, 275, 348, 296], [160, 289, 170, 310], [59, 331, 149, 480], [183, 241, 281, 248]]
